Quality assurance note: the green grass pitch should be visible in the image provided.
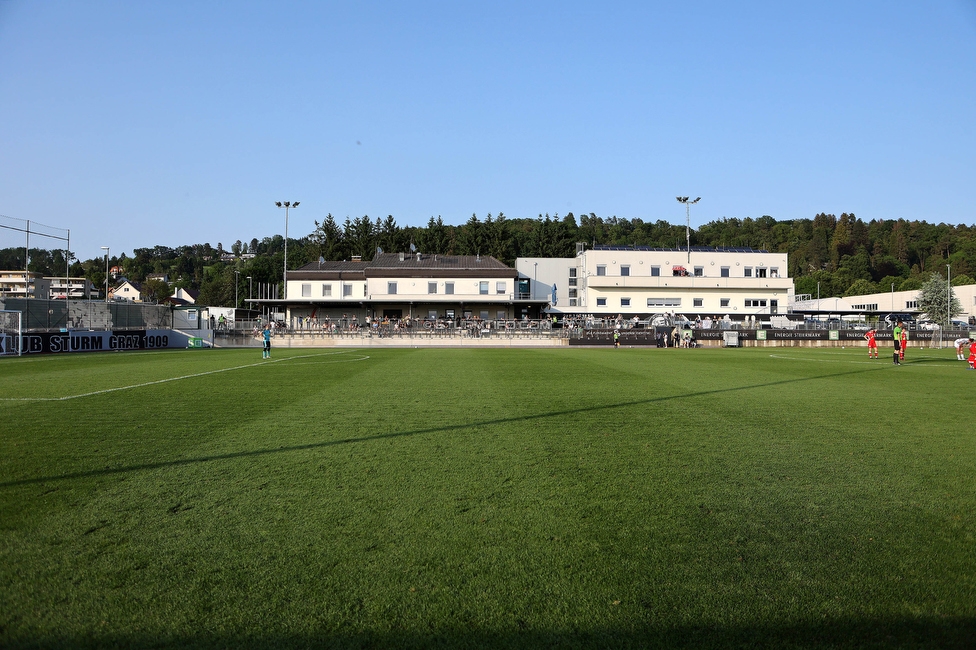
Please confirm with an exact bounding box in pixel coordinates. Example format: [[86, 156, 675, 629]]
[[1, 346, 974, 649]]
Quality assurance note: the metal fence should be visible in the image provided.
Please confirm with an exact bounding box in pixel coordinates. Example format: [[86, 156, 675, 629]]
[[218, 318, 563, 342], [0, 298, 173, 333]]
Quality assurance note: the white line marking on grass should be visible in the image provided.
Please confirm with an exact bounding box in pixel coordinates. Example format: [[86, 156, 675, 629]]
[[770, 349, 948, 365], [0, 350, 370, 402], [769, 353, 891, 365]]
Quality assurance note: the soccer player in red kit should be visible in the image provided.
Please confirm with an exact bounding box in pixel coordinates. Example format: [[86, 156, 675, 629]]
[[968, 340, 976, 370], [899, 328, 908, 362], [864, 328, 878, 359]]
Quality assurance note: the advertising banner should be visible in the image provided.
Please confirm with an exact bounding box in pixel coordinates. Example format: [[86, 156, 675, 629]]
[[17, 329, 193, 355]]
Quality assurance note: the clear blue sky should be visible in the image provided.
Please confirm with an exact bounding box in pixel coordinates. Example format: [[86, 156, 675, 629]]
[[2, 0, 975, 261]]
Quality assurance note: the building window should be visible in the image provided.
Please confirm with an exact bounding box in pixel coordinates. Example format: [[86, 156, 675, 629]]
[[693, 298, 703, 307], [596, 265, 607, 276], [497, 310, 506, 320], [770, 267, 779, 278], [569, 289, 577, 298], [621, 265, 630, 277], [322, 283, 332, 297], [569, 299, 578, 306], [301, 283, 311, 297], [388, 282, 397, 295], [651, 266, 660, 277], [445, 282, 454, 295], [479, 281, 489, 295], [621, 298, 631, 307], [480, 310, 490, 320], [721, 267, 730, 278], [756, 267, 767, 278], [428, 282, 437, 294], [694, 267, 703, 277], [343, 283, 353, 297], [496, 281, 506, 294], [568, 277, 577, 286], [720, 298, 730, 307], [744, 299, 768, 307], [427, 310, 438, 319], [569, 268, 577, 277], [596, 297, 607, 307], [647, 297, 681, 307], [744, 267, 753, 277]]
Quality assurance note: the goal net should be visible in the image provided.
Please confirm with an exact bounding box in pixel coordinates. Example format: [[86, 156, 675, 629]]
[[0, 310, 22, 356]]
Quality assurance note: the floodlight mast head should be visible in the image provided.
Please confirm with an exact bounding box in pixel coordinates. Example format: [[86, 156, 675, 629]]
[[276, 201, 300, 299]]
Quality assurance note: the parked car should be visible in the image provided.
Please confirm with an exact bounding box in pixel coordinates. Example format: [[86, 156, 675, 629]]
[[883, 313, 915, 326]]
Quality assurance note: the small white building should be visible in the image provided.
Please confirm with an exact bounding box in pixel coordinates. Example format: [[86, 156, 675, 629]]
[[794, 284, 976, 324], [112, 280, 142, 302]]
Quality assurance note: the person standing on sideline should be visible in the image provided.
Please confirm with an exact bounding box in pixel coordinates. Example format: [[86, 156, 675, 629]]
[[613, 330, 620, 348], [955, 337, 972, 361], [864, 327, 878, 359], [899, 325, 909, 363], [262, 324, 271, 359]]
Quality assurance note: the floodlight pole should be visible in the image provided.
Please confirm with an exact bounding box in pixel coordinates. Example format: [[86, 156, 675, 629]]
[[101, 246, 110, 303], [676, 197, 701, 263], [275, 201, 300, 300], [25, 220, 29, 299], [234, 270, 240, 310], [247, 276, 252, 305], [65, 229, 70, 301], [947, 264, 951, 327]]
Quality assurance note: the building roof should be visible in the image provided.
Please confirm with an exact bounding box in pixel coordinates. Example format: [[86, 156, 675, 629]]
[[290, 260, 369, 281], [591, 245, 771, 253], [291, 254, 515, 280]]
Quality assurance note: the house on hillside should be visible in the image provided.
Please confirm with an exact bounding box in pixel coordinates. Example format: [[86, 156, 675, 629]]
[[162, 287, 199, 306], [113, 279, 142, 302]]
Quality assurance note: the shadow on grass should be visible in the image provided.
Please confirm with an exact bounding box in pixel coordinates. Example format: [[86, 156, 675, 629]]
[[1, 366, 887, 490], [4, 617, 975, 649]]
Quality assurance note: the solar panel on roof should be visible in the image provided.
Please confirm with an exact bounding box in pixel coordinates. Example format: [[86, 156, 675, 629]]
[[591, 244, 768, 253]]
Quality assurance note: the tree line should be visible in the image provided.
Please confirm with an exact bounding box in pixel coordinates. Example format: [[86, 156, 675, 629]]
[[4, 212, 976, 307]]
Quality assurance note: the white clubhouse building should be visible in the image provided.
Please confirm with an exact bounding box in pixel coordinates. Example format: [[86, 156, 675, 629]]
[[261, 246, 794, 325], [518, 245, 793, 320]]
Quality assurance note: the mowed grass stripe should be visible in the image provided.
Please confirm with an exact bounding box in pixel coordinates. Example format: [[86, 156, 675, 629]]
[[1, 347, 974, 649]]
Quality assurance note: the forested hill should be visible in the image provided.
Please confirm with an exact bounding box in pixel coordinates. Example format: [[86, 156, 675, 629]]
[[4, 212, 976, 307]]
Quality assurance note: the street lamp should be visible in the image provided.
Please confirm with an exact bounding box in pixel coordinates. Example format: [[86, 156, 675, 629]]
[[234, 270, 240, 310], [100, 246, 110, 303], [676, 197, 701, 263], [275, 201, 300, 299]]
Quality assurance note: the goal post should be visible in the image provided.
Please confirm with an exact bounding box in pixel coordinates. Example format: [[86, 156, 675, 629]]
[[0, 309, 23, 357]]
